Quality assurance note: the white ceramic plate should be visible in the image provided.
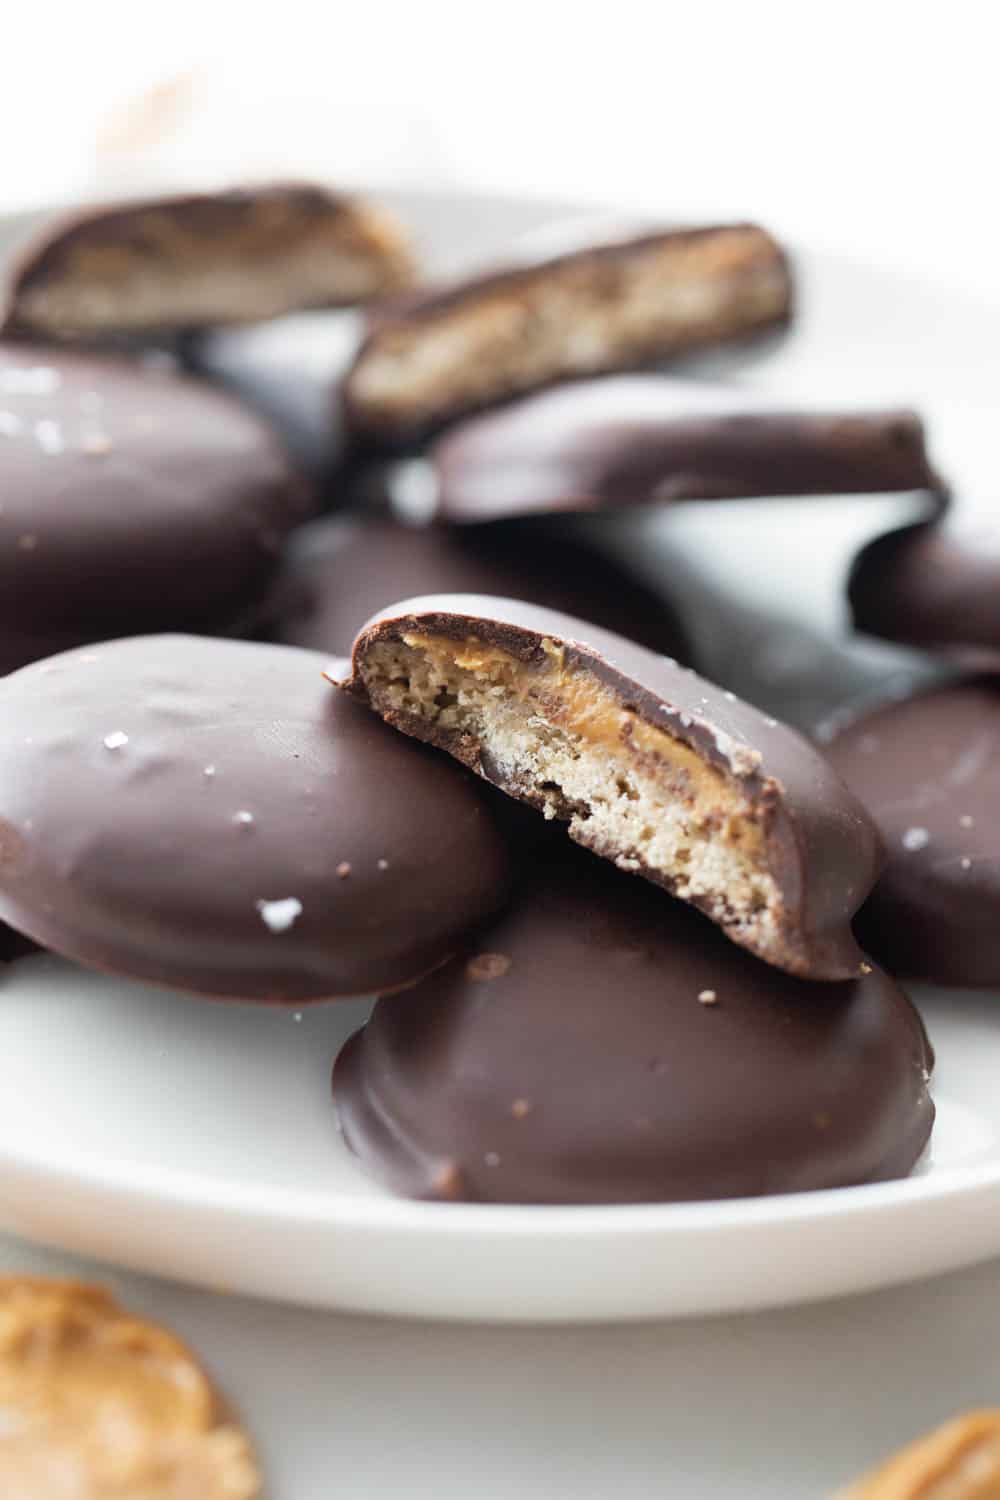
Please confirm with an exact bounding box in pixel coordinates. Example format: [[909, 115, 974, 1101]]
[[3, 191, 1000, 1323]]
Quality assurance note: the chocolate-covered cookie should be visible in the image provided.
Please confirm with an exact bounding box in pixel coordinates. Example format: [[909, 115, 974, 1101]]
[[0, 636, 512, 1001], [0, 344, 311, 676], [420, 376, 940, 523], [340, 595, 881, 979], [826, 677, 1000, 987], [2, 184, 413, 341], [274, 515, 691, 660], [849, 519, 1000, 663], [344, 223, 791, 440], [183, 310, 365, 480], [334, 847, 933, 1205]]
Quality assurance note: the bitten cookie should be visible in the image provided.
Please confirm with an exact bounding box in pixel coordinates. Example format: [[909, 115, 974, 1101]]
[[344, 223, 791, 439], [339, 594, 882, 979], [2, 183, 414, 340]]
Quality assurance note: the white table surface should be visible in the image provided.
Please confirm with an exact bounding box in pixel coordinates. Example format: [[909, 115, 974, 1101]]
[[3, 1233, 997, 1498]]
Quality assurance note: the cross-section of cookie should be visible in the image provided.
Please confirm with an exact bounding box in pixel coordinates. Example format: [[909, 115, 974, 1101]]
[[344, 223, 791, 439], [2, 183, 415, 340], [834, 1410, 1000, 1499], [0, 1276, 260, 1498], [338, 595, 881, 979]]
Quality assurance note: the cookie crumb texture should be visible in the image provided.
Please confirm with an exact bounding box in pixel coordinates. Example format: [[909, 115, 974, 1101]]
[[836, 1409, 1000, 1499], [359, 629, 797, 971], [346, 224, 789, 434], [0, 1276, 260, 1498], [5, 185, 413, 338]]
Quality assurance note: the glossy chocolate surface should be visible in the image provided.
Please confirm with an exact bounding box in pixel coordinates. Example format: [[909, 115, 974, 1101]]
[[0, 344, 311, 676], [428, 376, 940, 522], [827, 677, 1000, 986], [850, 520, 1000, 663], [334, 847, 934, 1204], [273, 515, 691, 659], [0, 636, 512, 1001]]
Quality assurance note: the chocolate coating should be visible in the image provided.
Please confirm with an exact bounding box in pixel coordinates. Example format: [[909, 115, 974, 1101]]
[[342, 595, 882, 979], [826, 677, 1000, 986], [2, 184, 414, 340], [849, 520, 1000, 663], [333, 847, 934, 1205], [273, 515, 691, 660], [0, 636, 512, 1001], [426, 376, 940, 523], [344, 223, 791, 440], [0, 344, 312, 676], [183, 310, 365, 480]]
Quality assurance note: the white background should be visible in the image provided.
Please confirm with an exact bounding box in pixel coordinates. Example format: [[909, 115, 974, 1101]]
[[3, 7, 1000, 1496]]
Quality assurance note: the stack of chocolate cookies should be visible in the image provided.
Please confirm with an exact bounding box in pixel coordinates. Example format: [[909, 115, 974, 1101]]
[[0, 179, 957, 1205]]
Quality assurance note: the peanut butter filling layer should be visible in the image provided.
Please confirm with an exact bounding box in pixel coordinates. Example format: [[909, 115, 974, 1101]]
[[348, 227, 788, 427], [0, 1277, 260, 1498], [12, 200, 412, 335], [837, 1410, 1000, 1500], [361, 631, 788, 965]]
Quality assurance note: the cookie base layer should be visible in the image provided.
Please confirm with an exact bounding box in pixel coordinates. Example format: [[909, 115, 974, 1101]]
[[346, 225, 790, 434], [356, 630, 792, 969]]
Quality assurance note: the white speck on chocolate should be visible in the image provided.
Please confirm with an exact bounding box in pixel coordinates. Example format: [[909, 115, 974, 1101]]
[[961, 856, 973, 870], [698, 988, 718, 1005], [483, 1151, 501, 1168], [103, 731, 129, 750], [377, 858, 389, 871], [959, 813, 975, 829], [17, 534, 38, 551], [336, 861, 352, 878], [256, 897, 303, 933], [0, 365, 60, 396], [511, 1098, 532, 1119], [859, 961, 873, 974], [233, 810, 254, 827], [902, 826, 930, 852], [34, 419, 64, 454]]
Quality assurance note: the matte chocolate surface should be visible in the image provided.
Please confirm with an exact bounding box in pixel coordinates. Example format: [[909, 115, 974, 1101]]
[[850, 519, 1000, 662], [344, 223, 791, 439], [2, 184, 414, 340], [273, 515, 691, 660], [0, 343, 311, 677], [425, 376, 940, 522], [826, 677, 1000, 987], [341, 595, 881, 978], [183, 310, 365, 480], [0, 636, 512, 1001], [334, 847, 933, 1205]]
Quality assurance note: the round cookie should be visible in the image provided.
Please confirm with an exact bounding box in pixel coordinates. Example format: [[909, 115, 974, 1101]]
[[0, 1277, 260, 1497], [826, 677, 1000, 986], [849, 519, 1000, 664], [0, 344, 312, 676], [333, 848, 933, 1204], [273, 514, 692, 659], [0, 636, 512, 1001]]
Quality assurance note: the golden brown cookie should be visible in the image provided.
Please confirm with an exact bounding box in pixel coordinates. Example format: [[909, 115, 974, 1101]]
[[837, 1411, 1000, 1499], [0, 1276, 260, 1498]]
